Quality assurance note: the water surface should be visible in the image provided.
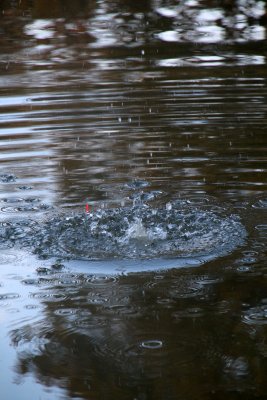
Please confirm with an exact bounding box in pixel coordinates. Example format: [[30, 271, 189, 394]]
[[0, 0, 267, 399]]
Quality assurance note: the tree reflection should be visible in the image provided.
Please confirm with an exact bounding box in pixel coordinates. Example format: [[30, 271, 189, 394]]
[[0, 0, 265, 43], [9, 267, 267, 399], [32, 0, 96, 19]]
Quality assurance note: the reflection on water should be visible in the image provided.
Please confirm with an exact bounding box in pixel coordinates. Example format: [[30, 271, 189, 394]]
[[0, 0, 267, 399], [3, 249, 267, 399]]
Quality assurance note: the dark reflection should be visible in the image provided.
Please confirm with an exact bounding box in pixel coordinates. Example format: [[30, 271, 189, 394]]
[[106, 0, 152, 13], [32, 0, 96, 19], [0, 0, 96, 18], [9, 261, 267, 399]]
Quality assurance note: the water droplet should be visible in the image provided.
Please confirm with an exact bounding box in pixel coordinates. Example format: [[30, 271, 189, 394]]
[[243, 306, 267, 325], [86, 275, 118, 286], [140, 340, 163, 349], [24, 304, 39, 309], [166, 202, 172, 211], [0, 174, 17, 183], [36, 267, 51, 274], [255, 224, 267, 236], [0, 293, 20, 300], [30, 292, 67, 301], [54, 308, 77, 316], [252, 199, 267, 209], [224, 356, 249, 377], [22, 279, 39, 285]]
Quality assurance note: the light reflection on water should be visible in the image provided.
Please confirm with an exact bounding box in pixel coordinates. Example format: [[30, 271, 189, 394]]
[[0, 0, 267, 399]]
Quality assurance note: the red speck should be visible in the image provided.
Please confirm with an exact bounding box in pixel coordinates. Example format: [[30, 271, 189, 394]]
[[85, 203, 90, 213]]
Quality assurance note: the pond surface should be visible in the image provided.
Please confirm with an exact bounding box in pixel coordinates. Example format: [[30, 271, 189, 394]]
[[0, 0, 267, 399]]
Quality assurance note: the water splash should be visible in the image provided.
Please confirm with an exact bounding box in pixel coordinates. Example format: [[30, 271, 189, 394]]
[[2, 198, 245, 262], [0, 194, 247, 269]]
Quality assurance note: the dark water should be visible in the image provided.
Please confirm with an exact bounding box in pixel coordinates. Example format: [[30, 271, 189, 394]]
[[1, 0, 267, 399]]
